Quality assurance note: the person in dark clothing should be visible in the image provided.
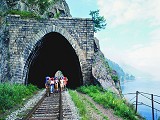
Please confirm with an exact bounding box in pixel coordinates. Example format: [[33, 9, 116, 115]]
[[45, 76, 51, 97], [54, 77, 59, 93]]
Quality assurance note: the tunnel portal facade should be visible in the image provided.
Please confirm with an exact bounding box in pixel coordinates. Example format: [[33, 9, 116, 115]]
[[0, 15, 94, 89]]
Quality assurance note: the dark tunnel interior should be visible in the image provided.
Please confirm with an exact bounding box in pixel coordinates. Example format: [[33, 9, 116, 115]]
[[27, 32, 83, 89]]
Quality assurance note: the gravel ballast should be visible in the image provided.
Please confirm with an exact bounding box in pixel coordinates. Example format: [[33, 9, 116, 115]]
[[5, 89, 80, 120]]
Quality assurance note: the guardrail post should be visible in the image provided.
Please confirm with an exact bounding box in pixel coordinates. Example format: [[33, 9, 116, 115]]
[[135, 91, 139, 113], [151, 94, 154, 120]]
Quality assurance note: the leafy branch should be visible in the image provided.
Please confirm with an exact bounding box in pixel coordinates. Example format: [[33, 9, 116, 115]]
[[89, 9, 107, 33]]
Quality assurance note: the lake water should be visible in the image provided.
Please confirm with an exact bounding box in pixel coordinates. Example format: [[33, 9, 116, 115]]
[[120, 77, 160, 120]]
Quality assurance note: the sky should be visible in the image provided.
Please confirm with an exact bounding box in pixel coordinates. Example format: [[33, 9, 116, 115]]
[[66, 0, 160, 81]]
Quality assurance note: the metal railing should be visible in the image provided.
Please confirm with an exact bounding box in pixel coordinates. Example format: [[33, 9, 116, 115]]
[[123, 91, 160, 120]]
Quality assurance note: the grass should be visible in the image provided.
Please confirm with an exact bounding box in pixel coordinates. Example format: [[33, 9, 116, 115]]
[[6, 10, 41, 20], [76, 85, 144, 120], [68, 90, 89, 120], [69, 90, 109, 120], [0, 83, 39, 119], [81, 94, 109, 120], [69, 89, 109, 120]]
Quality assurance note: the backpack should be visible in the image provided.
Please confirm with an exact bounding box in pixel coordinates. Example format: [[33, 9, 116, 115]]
[[46, 80, 50, 86]]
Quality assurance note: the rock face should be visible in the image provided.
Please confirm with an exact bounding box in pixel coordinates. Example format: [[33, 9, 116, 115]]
[[48, 0, 72, 17], [0, 0, 121, 95], [0, 0, 71, 18], [92, 47, 121, 95], [0, 0, 7, 12]]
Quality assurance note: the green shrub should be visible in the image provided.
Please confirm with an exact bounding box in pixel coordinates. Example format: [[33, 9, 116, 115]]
[[111, 75, 119, 83], [0, 83, 38, 114]]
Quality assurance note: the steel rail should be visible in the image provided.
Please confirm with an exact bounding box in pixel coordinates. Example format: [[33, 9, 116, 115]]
[[59, 90, 63, 120], [22, 92, 46, 120]]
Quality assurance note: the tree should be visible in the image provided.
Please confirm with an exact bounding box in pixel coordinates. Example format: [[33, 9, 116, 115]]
[[89, 10, 107, 33]]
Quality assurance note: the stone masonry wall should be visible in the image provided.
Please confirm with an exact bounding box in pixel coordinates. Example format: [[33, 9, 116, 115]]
[[0, 19, 10, 82], [1, 15, 94, 84]]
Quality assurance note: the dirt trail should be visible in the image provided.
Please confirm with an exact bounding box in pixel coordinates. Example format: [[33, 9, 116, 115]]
[[77, 92, 123, 120]]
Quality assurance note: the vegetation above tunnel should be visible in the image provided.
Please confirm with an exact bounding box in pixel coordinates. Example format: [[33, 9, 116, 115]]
[[1, 0, 59, 17], [0, 0, 60, 25]]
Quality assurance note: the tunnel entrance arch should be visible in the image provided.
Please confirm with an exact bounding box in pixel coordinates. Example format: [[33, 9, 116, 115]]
[[2, 16, 94, 88], [26, 32, 83, 89]]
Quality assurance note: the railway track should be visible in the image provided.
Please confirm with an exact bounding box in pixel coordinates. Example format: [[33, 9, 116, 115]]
[[23, 91, 78, 120]]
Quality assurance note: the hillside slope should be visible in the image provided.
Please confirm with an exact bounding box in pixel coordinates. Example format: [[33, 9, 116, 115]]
[[69, 85, 145, 120], [106, 58, 135, 81]]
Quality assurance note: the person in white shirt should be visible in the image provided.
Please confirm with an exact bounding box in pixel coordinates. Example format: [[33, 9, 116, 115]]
[[50, 77, 55, 93], [60, 77, 64, 91]]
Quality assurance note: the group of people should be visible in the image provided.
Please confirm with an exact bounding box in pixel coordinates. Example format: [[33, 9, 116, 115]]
[[45, 76, 68, 96]]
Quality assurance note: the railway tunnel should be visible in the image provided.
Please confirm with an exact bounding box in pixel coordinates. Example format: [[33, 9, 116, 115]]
[[27, 32, 83, 89]]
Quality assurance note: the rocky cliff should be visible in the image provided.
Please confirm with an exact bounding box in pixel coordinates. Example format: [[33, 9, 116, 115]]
[[0, 0, 71, 18], [92, 38, 121, 95]]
